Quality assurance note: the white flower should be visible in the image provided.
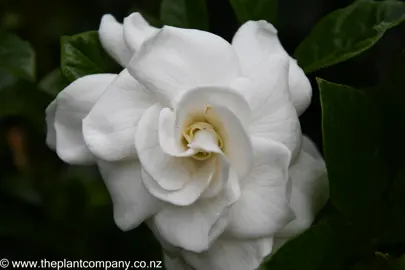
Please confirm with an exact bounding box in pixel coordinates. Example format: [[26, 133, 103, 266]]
[[46, 13, 329, 270]]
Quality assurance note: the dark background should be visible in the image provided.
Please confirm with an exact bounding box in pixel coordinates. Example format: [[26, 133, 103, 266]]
[[0, 0, 404, 265]]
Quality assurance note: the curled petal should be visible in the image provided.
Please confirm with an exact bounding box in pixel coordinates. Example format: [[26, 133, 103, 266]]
[[98, 160, 162, 231], [232, 20, 312, 116], [172, 86, 253, 180], [128, 26, 240, 106], [226, 137, 294, 239], [83, 69, 155, 162], [182, 237, 273, 270], [274, 136, 329, 250], [48, 74, 117, 164], [99, 14, 132, 67], [231, 55, 302, 163], [173, 86, 251, 131], [153, 167, 240, 253], [123, 12, 159, 53], [137, 105, 215, 204]]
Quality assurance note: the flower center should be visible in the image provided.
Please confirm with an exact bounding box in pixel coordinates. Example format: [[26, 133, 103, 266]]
[[182, 121, 223, 160]]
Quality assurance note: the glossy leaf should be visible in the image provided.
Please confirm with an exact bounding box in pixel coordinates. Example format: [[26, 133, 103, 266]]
[[0, 32, 35, 81], [295, 0, 405, 73], [38, 69, 69, 96], [60, 31, 121, 82], [229, 0, 278, 24], [160, 0, 209, 30], [319, 79, 386, 226]]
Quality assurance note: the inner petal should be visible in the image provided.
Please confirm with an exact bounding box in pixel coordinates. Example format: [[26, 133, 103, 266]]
[[183, 122, 223, 160]]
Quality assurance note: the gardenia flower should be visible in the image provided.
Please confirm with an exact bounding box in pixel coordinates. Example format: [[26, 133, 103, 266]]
[[46, 13, 329, 270]]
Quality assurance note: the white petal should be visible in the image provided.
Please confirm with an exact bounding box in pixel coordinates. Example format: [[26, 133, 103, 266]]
[[276, 136, 329, 240], [226, 137, 294, 239], [98, 160, 162, 231], [232, 20, 312, 116], [188, 129, 221, 153], [123, 12, 159, 53], [288, 59, 312, 115], [153, 164, 240, 253], [99, 14, 132, 67], [137, 105, 215, 204], [183, 237, 273, 270], [174, 86, 251, 129], [83, 69, 155, 161], [146, 220, 180, 254], [210, 105, 254, 180], [51, 74, 117, 164], [170, 86, 254, 179], [128, 26, 240, 106], [231, 54, 302, 163], [159, 108, 198, 157]]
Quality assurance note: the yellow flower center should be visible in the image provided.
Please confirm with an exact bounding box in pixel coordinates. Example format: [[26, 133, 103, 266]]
[[182, 121, 223, 161]]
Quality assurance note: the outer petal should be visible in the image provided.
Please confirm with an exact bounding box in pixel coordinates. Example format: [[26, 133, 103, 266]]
[[137, 105, 215, 205], [123, 13, 159, 53], [49, 74, 117, 164], [99, 14, 132, 67], [98, 160, 162, 231], [274, 136, 329, 250], [182, 237, 273, 270], [232, 20, 312, 116], [225, 137, 294, 239], [83, 69, 155, 162], [127, 26, 240, 106], [153, 167, 240, 253], [232, 55, 302, 162]]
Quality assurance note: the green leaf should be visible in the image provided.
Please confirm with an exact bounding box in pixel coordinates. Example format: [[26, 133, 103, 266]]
[[0, 32, 35, 81], [229, 0, 278, 24], [60, 31, 121, 82], [294, 0, 405, 74], [318, 78, 386, 226], [38, 68, 70, 96], [263, 217, 370, 270], [160, 0, 209, 30], [0, 69, 18, 90], [0, 81, 52, 131], [374, 52, 405, 245]]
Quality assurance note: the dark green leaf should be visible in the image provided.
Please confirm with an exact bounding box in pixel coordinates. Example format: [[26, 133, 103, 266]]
[[38, 68, 70, 96], [160, 0, 209, 30], [392, 255, 405, 270], [264, 217, 369, 270], [229, 0, 278, 24], [295, 0, 405, 73], [0, 69, 18, 90], [0, 81, 52, 131], [375, 52, 405, 245], [60, 31, 121, 82], [0, 32, 35, 81], [318, 78, 386, 227]]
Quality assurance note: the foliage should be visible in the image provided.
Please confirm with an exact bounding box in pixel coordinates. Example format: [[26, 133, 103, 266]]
[[1, 0, 405, 269]]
